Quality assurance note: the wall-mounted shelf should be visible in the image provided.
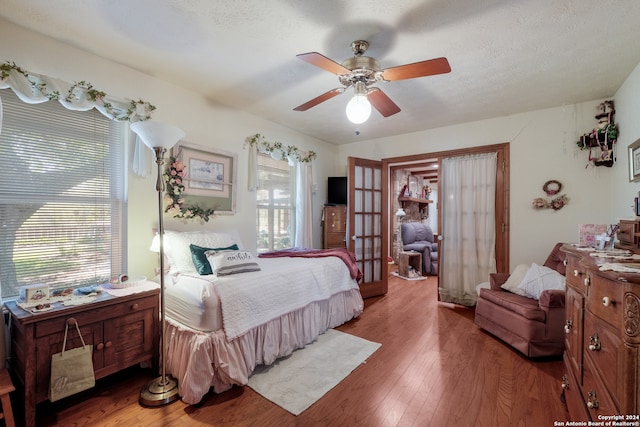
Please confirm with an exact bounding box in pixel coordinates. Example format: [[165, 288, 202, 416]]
[[398, 196, 432, 210]]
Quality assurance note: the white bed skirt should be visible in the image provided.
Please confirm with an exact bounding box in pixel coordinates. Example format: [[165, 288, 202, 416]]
[[164, 288, 364, 404]]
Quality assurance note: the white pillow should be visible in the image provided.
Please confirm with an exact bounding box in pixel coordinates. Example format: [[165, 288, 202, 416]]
[[517, 262, 565, 300], [500, 264, 530, 297], [205, 250, 261, 276], [163, 230, 243, 274]]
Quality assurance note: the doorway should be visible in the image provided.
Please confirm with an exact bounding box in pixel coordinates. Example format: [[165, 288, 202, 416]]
[[381, 143, 510, 292]]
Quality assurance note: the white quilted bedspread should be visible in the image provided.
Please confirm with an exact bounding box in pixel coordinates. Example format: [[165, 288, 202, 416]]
[[213, 256, 358, 340]]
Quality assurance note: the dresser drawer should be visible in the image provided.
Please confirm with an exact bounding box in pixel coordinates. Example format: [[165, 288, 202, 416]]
[[583, 353, 619, 417], [587, 273, 623, 328], [562, 354, 590, 421], [325, 232, 346, 247], [565, 254, 587, 293], [584, 311, 623, 408]]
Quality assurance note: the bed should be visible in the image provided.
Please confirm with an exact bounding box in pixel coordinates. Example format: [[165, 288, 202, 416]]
[[159, 230, 364, 404]]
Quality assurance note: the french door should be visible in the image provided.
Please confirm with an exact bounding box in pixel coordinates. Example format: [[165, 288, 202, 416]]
[[347, 157, 386, 298]]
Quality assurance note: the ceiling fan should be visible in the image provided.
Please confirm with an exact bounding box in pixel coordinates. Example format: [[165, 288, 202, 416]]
[[293, 40, 451, 124]]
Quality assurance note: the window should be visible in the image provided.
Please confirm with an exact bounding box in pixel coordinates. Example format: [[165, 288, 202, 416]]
[[0, 89, 126, 299], [256, 153, 295, 252]]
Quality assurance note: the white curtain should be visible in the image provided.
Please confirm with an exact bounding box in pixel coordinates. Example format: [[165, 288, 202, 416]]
[[247, 143, 258, 191], [439, 152, 497, 306], [295, 161, 313, 248]]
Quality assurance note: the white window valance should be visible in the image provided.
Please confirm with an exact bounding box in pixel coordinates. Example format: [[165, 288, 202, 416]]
[[0, 61, 155, 121]]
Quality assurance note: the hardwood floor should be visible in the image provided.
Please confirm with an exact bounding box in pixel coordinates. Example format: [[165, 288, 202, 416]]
[[29, 271, 568, 427]]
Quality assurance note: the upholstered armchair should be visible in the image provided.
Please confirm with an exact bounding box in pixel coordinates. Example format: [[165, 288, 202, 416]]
[[474, 243, 567, 358], [400, 222, 438, 275]]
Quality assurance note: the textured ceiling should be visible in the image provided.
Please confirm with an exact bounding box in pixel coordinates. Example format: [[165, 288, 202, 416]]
[[2, 0, 639, 145]]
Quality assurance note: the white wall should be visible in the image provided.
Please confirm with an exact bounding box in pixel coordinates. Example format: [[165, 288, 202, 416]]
[[4, 18, 640, 277], [338, 101, 620, 268], [0, 19, 339, 279], [612, 61, 640, 220]]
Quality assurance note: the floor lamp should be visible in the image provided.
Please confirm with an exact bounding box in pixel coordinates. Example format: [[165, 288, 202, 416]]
[[130, 121, 185, 407]]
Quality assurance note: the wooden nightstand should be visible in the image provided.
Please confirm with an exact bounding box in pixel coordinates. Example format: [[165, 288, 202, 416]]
[[5, 287, 159, 427]]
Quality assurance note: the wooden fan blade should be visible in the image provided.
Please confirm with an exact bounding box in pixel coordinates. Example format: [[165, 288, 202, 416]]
[[293, 87, 345, 111], [297, 52, 351, 75], [368, 88, 401, 117], [382, 57, 451, 81]]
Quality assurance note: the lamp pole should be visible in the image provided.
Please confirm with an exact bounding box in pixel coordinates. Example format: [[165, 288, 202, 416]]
[[130, 121, 185, 407]]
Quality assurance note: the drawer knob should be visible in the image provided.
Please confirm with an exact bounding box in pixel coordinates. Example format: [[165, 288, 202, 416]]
[[588, 333, 601, 351], [586, 390, 599, 410], [561, 374, 569, 390], [573, 269, 579, 277], [602, 296, 615, 307], [96, 343, 104, 351], [131, 303, 139, 310], [564, 320, 572, 334], [105, 341, 113, 348]]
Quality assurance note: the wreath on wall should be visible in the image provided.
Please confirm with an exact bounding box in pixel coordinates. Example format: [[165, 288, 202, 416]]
[[164, 157, 215, 222], [532, 180, 569, 211]]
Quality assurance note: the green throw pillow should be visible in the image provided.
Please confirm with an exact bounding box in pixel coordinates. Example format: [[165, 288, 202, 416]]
[[190, 243, 239, 275]]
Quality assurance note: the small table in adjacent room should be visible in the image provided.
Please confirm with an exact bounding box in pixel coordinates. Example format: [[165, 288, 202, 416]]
[[398, 251, 422, 278]]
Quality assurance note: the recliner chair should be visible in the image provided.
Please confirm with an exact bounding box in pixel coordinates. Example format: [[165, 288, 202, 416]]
[[400, 222, 438, 275]]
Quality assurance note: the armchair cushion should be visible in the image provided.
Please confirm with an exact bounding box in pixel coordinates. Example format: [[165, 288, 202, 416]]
[[478, 288, 546, 322]]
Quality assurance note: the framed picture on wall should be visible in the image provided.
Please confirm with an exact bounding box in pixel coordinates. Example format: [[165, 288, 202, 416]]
[[172, 141, 237, 214], [628, 138, 640, 182]]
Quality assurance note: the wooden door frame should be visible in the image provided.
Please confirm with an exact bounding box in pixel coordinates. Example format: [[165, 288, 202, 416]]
[[382, 143, 510, 283]]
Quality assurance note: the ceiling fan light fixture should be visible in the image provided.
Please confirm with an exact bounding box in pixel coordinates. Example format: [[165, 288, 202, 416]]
[[346, 94, 371, 124], [346, 81, 371, 124]]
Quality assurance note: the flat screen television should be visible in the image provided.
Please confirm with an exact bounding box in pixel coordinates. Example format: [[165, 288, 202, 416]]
[[327, 176, 347, 205]]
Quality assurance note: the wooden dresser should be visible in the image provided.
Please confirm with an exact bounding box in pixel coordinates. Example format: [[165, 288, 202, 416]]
[[5, 288, 159, 427], [561, 245, 640, 421], [323, 205, 347, 249], [617, 218, 640, 250]]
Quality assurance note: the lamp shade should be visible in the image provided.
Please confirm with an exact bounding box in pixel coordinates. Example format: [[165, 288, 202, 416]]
[[395, 208, 406, 217], [131, 121, 185, 150]]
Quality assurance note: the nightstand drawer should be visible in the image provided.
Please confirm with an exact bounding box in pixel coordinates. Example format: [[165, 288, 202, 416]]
[[35, 293, 157, 338]]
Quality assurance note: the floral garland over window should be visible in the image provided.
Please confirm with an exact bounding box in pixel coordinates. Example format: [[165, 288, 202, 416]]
[[0, 61, 155, 122], [164, 157, 215, 222], [244, 133, 316, 163], [532, 180, 569, 211]]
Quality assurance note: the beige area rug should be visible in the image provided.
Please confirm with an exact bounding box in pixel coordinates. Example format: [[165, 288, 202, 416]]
[[247, 329, 381, 415]]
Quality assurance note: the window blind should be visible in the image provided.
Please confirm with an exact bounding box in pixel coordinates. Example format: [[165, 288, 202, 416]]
[[0, 89, 126, 298]]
